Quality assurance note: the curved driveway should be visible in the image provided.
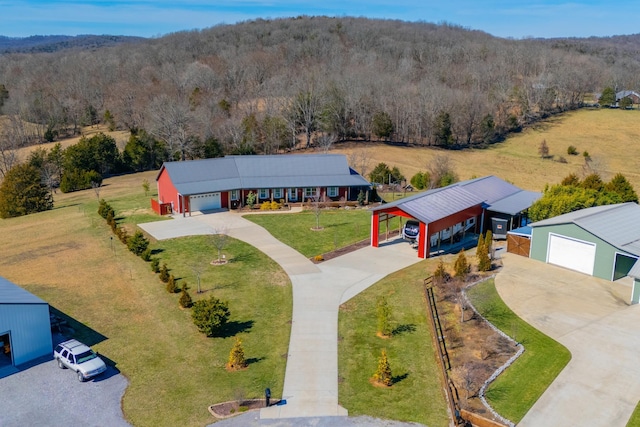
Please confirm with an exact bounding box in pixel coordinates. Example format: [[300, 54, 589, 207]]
[[495, 253, 640, 427], [139, 211, 421, 419]]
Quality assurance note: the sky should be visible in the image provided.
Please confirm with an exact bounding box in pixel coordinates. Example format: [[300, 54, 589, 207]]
[[2, 1, 640, 40]]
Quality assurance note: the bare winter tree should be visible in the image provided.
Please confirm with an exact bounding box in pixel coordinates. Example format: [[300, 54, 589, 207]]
[[315, 133, 336, 153], [211, 227, 230, 264], [148, 94, 192, 160], [348, 148, 371, 180], [311, 190, 327, 230]]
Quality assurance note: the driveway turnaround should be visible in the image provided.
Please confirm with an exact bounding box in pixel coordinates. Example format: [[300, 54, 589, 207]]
[[495, 253, 640, 427], [0, 358, 130, 427], [140, 211, 421, 419]]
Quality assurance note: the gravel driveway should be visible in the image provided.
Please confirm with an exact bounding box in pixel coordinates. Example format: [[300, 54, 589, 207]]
[[0, 357, 130, 427]]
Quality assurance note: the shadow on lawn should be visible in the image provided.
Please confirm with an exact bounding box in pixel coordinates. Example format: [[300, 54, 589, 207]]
[[230, 252, 258, 263], [219, 320, 254, 338], [392, 372, 409, 385], [50, 306, 108, 347], [392, 323, 416, 336]]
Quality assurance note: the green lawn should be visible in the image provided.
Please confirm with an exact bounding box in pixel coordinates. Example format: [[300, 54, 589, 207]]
[[338, 259, 449, 426], [245, 209, 400, 258], [627, 402, 640, 427], [467, 279, 571, 423], [0, 172, 291, 427]]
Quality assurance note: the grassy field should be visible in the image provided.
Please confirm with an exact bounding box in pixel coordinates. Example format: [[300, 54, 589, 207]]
[[0, 171, 292, 427], [467, 279, 571, 423], [332, 109, 640, 193], [627, 402, 640, 426], [245, 209, 400, 258], [338, 258, 449, 426]]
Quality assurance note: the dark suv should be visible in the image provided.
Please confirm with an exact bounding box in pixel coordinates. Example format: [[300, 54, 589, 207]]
[[402, 220, 420, 241]]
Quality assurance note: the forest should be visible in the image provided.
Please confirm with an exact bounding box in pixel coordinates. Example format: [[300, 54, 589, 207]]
[[2, 17, 640, 167]]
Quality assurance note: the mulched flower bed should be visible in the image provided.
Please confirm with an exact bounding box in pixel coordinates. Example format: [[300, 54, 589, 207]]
[[208, 399, 268, 419]]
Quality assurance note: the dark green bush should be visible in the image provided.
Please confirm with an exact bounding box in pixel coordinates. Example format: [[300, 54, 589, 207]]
[[166, 274, 177, 293], [141, 248, 152, 262], [191, 296, 230, 337], [159, 263, 170, 283], [127, 230, 150, 256], [150, 258, 160, 273]]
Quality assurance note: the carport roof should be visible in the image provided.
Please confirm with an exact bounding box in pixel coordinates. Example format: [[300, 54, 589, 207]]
[[158, 154, 370, 195], [371, 175, 537, 224], [0, 276, 47, 305], [531, 202, 640, 257]]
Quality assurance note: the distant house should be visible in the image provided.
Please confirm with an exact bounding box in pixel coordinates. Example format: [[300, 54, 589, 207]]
[[154, 154, 371, 215], [370, 176, 540, 258], [0, 277, 53, 368], [616, 90, 640, 104]]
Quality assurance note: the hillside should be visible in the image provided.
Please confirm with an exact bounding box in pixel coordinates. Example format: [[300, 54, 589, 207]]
[[0, 35, 145, 53], [2, 16, 640, 161]]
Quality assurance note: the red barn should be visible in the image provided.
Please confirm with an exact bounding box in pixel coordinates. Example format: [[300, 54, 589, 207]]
[[154, 154, 371, 215]]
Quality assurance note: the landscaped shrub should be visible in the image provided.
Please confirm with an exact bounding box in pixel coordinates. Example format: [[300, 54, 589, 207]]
[[107, 211, 117, 232], [567, 145, 578, 155], [179, 283, 193, 308], [116, 227, 129, 244], [314, 255, 324, 262], [477, 242, 491, 272], [433, 259, 450, 285], [166, 274, 177, 293], [226, 337, 247, 370], [260, 201, 271, 210], [475, 232, 485, 257], [246, 191, 256, 208], [484, 230, 493, 256], [191, 295, 230, 337], [141, 248, 152, 262], [372, 349, 393, 386], [159, 263, 170, 283], [357, 190, 365, 206], [454, 251, 470, 279], [150, 258, 160, 273], [127, 230, 150, 256]]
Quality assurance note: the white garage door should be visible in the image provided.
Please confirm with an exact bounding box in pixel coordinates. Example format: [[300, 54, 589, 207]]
[[189, 193, 221, 212], [547, 234, 596, 275]]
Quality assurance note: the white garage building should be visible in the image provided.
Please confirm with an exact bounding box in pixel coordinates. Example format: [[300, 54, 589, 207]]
[[0, 277, 53, 367]]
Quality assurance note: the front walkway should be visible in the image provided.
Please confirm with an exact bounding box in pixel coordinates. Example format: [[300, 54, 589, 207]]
[[139, 211, 421, 419], [495, 254, 640, 427]]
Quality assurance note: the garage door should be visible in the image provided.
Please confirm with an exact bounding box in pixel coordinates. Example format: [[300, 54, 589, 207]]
[[547, 234, 596, 275], [189, 193, 221, 212]]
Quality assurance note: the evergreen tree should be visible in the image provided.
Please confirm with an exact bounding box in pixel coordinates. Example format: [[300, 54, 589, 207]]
[[434, 111, 453, 146], [191, 296, 231, 337], [372, 349, 393, 386], [179, 283, 193, 308], [166, 274, 177, 293], [227, 337, 248, 370], [433, 258, 449, 285], [454, 251, 470, 280], [159, 263, 170, 283], [606, 173, 638, 203], [476, 232, 485, 257], [0, 163, 53, 218], [484, 230, 493, 257], [599, 87, 616, 106], [477, 242, 491, 272]]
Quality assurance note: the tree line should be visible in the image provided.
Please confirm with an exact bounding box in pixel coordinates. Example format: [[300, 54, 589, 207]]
[[1, 16, 639, 162]]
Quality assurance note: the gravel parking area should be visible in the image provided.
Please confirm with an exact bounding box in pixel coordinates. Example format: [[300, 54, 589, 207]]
[[0, 357, 130, 427], [208, 412, 427, 427]]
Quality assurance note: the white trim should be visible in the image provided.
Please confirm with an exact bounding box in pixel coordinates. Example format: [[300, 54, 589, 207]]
[[327, 186, 338, 197], [273, 188, 283, 199], [259, 188, 269, 199]]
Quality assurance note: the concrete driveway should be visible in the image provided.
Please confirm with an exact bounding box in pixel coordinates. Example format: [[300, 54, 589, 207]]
[[495, 254, 640, 427], [140, 211, 422, 419]]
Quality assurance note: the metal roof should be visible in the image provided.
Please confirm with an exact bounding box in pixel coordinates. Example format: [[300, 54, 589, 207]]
[[0, 277, 47, 305], [371, 175, 537, 225], [531, 202, 640, 256], [488, 190, 542, 215], [158, 154, 370, 195], [508, 225, 532, 237]]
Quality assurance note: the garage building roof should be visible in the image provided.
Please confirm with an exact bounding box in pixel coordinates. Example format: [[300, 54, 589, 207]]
[[0, 277, 47, 305], [158, 154, 370, 195], [531, 202, 640, 256], [371, 175, 539, 224]]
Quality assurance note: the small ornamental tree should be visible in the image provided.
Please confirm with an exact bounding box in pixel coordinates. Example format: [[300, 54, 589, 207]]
[[127, 230, 150, 256], [372, 349, 393, 387], [166, 274, 177, 293], [484, 230, 493, 258], [433, 259, 450, 285], [454, 251, 470, 280], [191, 296, 230, 337], [179, 283, 193, 308], [538, 139, 550, 159], [376, 296, 392, 337], [477, 242, 491, 272], [159, 263, 170, 283], [150, 258, 160, 273], [476, 232, 485, 257], [246, 191, 256, 208], [227, 337, 248, 370]]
